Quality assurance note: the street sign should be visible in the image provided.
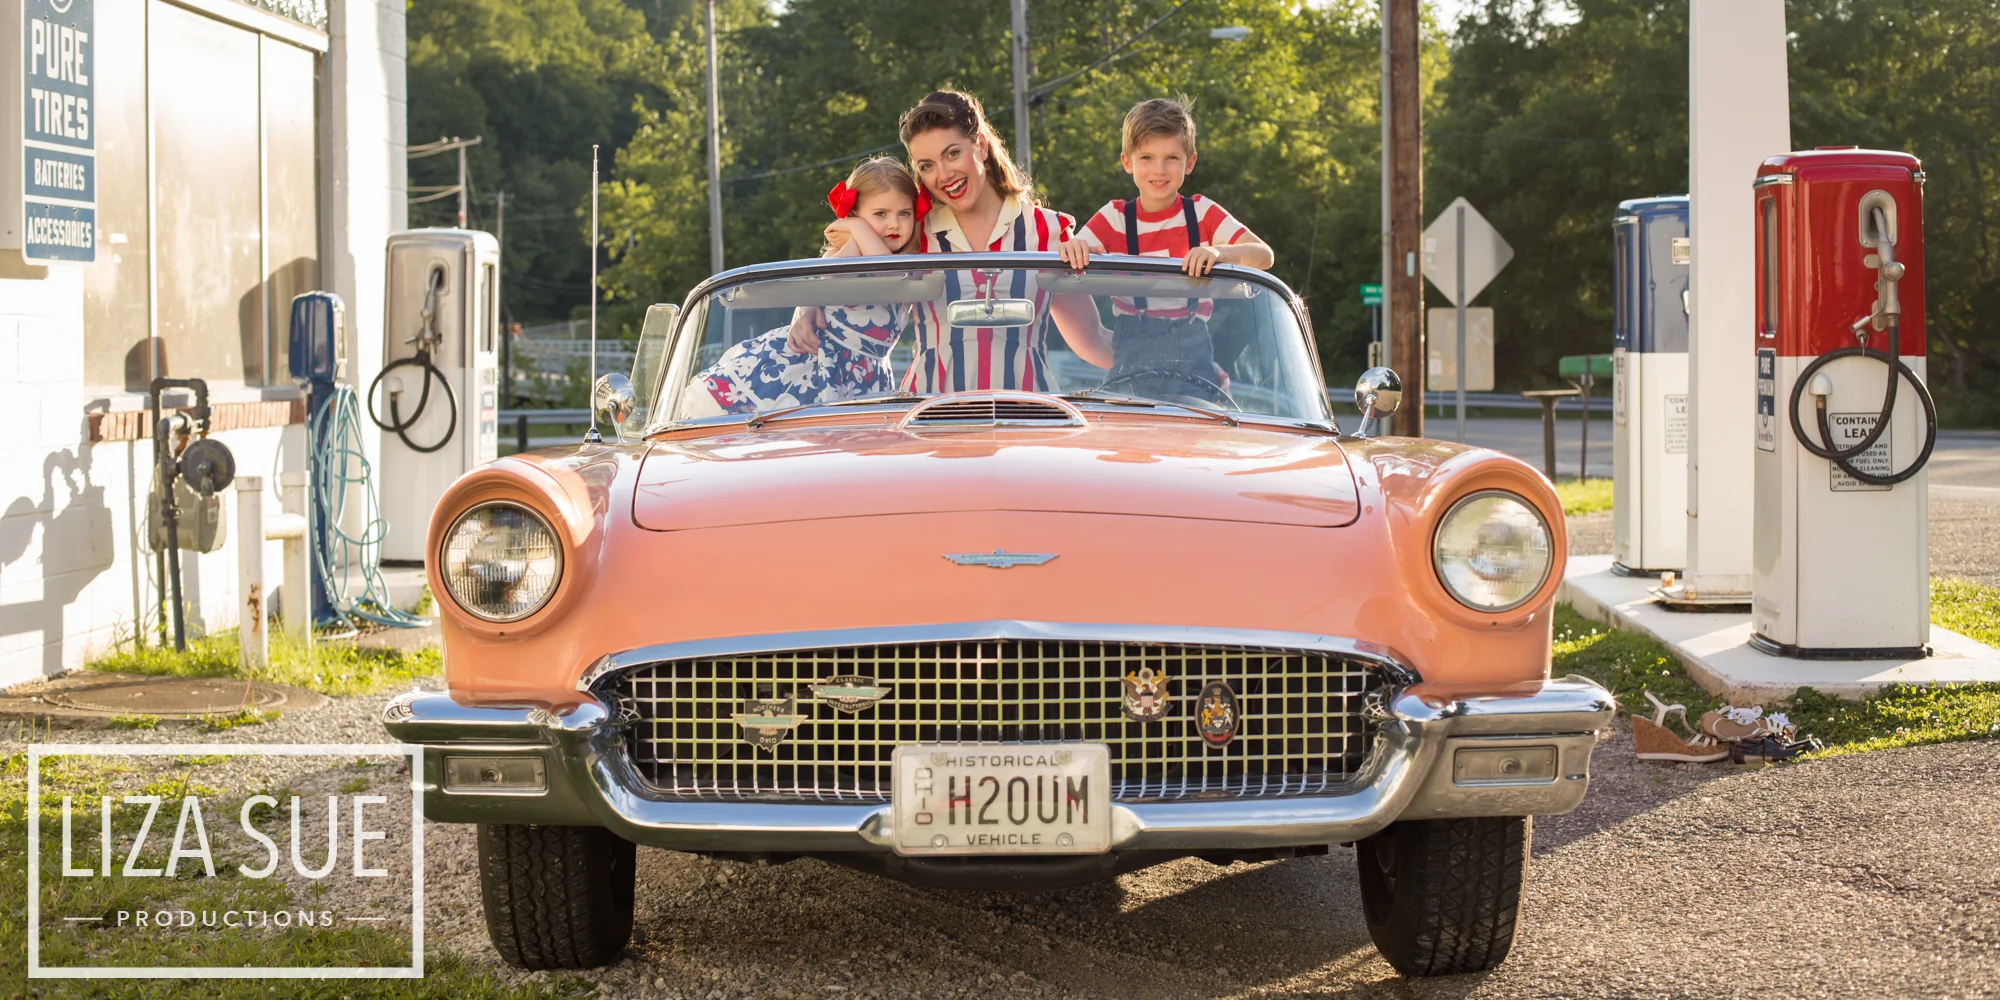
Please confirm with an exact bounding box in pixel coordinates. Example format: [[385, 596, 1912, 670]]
[[1359, 283, 1383, 306], [14, 0, 97, 263], [1422, 197, 1511, 306], [1426, 308, 1494, 391]]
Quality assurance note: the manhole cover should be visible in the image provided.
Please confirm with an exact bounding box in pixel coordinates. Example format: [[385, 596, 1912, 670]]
[[46, 678, 290, 717]]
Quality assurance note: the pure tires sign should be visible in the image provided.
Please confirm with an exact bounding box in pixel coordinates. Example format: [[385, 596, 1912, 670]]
[[19, 0, 95, 262]]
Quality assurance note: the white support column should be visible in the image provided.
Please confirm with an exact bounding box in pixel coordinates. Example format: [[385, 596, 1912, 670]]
[[1682, 0, 1789, 600], [236, 477, 269, 672], [277, 471, 313, 645]]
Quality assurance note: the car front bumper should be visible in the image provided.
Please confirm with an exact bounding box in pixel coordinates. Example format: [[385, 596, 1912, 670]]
[[381, 675, 1614, 853]]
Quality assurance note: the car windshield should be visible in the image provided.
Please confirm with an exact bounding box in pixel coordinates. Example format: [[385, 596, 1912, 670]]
[[651, 258, 1331, 427]]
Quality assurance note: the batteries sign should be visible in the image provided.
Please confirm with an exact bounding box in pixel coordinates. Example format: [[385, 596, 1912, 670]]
[[19, 0, 95, 262], [1755, 349, 1777, 453]]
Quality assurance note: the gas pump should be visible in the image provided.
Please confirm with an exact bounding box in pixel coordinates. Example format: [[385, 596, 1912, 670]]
[[1610, 196, 1690, 576], [1751, 148, 1939, 659], [373, 229, 501, 564]]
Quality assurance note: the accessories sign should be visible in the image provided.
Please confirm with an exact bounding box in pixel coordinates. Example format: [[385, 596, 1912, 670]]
[[14, 0, 96, 263]]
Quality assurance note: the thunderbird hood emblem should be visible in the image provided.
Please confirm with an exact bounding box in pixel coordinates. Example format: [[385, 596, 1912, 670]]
[[733, 694, 804, 751], [810, 675, 892, 714], [945, 549, 1058, 569]]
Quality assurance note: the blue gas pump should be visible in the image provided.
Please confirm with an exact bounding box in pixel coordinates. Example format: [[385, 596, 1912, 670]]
[[1610, 196, 1691, 576], [289, 292, 346, 628]]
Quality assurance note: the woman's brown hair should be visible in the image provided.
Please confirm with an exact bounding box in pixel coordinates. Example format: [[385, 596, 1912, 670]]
[[897, 90, 1031, 202]]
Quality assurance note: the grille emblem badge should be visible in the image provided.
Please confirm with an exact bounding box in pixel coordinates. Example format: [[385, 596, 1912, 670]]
[[810, 675, 892, 714], [944, 549, 1058, 569], [1122, 666, 1171, 722], [1197, 681, 1239, 746], [733, 694, 804, 751]]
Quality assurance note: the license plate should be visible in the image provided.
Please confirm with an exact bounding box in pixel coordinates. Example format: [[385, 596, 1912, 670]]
[[891, 744, 1111, 856]]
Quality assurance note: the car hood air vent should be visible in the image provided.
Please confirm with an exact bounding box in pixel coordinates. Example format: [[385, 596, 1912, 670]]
[[901, 392, 1086, 429]]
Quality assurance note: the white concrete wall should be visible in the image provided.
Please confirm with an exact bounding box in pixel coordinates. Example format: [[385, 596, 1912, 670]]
[[0, 2, 404, 689]]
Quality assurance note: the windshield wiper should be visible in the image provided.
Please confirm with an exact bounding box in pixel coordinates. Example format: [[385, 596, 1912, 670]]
[[743, 391, 928, 430], [1055, 389, 1156, 407]]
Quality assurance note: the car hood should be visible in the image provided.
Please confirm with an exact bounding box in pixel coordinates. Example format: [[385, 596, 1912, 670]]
[[632, 420, 1360, 531]]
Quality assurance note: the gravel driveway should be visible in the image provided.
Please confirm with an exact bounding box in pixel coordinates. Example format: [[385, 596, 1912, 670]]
[[18, 693, 1997, 999]]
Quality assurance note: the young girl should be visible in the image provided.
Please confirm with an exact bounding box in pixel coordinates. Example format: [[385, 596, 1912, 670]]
[[687, 157, 927, 416]]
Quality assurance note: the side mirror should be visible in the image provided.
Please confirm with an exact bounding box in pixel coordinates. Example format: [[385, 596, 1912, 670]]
[[1352, 366, 1402, 438], [593, 373, 637, 434]]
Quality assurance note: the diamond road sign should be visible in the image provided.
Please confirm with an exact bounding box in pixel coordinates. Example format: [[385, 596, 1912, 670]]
[[1422, 197, 1512, 306]]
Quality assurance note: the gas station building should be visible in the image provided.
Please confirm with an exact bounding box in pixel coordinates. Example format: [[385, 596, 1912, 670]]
[[0, 0, 406, 686]]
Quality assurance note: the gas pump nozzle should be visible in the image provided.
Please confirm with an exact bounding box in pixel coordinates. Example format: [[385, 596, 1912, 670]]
[[1857, 204, 1904, 336]]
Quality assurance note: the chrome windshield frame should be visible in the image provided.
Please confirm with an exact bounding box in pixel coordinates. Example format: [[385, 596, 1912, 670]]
[[645, 253, 1336, 437]]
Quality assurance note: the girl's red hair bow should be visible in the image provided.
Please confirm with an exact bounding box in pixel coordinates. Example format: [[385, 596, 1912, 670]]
[[827, 181, 859, 219], [913, 185, 932, 226]]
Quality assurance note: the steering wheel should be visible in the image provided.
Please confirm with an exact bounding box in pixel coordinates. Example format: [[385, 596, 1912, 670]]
[[1098, 369, 1242, 410]]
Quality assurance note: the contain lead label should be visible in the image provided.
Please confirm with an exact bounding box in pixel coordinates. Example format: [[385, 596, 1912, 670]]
[[1828, 412, 1892, 492]]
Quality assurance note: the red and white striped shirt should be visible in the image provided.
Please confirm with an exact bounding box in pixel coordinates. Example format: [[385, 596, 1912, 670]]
[[1079, 193, 1249, 320], [907, 195, 1077, 393]]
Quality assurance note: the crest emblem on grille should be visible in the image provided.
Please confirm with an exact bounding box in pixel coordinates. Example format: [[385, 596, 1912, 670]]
[[1196, 681, 1239, 746], [1122, 666, 1171, 722], [809, 675, 892, 713], [944, 549, 1058, 569], [733, 694, 804, 751]]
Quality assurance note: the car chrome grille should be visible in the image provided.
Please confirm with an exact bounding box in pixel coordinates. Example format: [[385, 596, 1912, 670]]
[[604, 639, 1381, 803]]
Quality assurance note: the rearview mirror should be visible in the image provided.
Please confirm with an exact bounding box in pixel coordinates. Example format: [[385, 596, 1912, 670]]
[[946, 297, 1037, 328]]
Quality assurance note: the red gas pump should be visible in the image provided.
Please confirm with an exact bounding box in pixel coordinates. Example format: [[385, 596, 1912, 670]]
[[1751, 148, 1939, 659]]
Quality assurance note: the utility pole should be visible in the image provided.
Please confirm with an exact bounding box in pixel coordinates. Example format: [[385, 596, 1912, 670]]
[[408, 135, 483, 226], [704, 0, 724, 273], [1384, 0, 1424, 437], [1010, 0, 1032, 175]]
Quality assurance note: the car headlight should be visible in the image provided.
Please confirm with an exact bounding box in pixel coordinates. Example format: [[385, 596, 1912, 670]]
[[440, 502, 563, 622], [1433, 490, 1553, 612]]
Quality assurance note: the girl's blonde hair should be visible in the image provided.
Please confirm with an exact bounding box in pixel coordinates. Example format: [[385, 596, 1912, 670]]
[[836, 156, 922, 252], [898, 90, 1031, 202]]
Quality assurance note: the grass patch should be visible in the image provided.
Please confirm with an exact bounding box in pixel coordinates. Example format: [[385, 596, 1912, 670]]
[[1932, 576, 2000, 647], [106, 714, 159, 730], [1552, 477, 1614, 516], [87, 629, 441, 697], [199, 708, 277, 731], [1554, 603, 2000, 757]]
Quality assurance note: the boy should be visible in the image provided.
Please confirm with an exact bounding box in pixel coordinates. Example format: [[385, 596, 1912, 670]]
[[1059, 96, 1274, 402]]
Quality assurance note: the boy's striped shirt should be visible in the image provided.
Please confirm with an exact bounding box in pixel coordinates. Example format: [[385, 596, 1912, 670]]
[[1078, 193, 1249, 320]]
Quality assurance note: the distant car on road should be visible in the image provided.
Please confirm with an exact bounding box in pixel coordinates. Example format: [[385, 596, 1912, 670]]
[[383, 253, 1614, 977]]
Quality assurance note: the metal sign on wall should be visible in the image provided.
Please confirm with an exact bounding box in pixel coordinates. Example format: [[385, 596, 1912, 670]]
[[18, 0, 95, 262]]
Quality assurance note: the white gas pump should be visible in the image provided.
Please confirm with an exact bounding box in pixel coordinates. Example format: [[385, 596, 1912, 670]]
[[1610, 196, 1690, 576], [1750, 149, 1939, 659], [373, 229, 502, 564]]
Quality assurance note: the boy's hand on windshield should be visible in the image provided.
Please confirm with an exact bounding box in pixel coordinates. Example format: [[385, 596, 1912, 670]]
[[1058, 238, 1092, 272], [1183, 244, 1223, 277], [786, 307, 826, 353]]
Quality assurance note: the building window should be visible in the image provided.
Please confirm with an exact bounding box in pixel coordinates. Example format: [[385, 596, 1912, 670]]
[[81, 0, 321, 393]]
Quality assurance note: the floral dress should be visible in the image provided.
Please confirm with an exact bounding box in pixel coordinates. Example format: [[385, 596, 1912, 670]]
[[693, 303, 901, 414]]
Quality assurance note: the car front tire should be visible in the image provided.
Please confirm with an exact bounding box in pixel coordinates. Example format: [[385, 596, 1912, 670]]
[[477, 823, 637, 970], [1355, 816, 1528, 976]]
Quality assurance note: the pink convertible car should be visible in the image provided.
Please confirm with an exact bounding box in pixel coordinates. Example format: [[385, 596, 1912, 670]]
[[383, 253, 1613, 976]]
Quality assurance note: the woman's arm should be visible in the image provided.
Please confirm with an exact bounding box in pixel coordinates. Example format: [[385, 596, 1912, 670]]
[[1047, 294, 1114, 369]]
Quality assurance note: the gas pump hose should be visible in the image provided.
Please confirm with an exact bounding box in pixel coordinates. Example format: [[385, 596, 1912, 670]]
[[1786, 318, 1937, 487], [365, 352, 458, 454]]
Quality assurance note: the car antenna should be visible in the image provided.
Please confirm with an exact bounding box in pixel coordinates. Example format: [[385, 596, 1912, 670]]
[[583, 142, 603, 445]]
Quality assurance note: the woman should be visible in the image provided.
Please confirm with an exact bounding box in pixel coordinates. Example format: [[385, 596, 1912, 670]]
[[796, 90, 1113, 393]]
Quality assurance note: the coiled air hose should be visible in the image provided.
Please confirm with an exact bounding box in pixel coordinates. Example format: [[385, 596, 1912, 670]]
[[366, 265, 458, 453], [311, 382, 430, 630], [1785, 206, 1939, 488]]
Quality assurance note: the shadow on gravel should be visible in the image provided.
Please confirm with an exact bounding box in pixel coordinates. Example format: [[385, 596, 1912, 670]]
[[1530, 732, 1736, 854]]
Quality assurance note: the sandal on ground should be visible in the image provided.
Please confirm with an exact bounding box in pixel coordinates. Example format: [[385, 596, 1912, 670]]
[[1633, 691, 1730, 763], [1729, 734, 1819, 765], [1699, 704, 1765, 742]]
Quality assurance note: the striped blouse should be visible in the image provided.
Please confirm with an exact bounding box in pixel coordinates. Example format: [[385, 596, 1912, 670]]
[[905, 195, 1076, 393]]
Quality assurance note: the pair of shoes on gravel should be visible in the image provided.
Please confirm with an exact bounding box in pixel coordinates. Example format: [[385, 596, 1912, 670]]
[[1633, 691, 1821, 766], [1632, 692, 1731, 762]]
